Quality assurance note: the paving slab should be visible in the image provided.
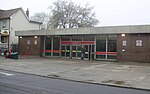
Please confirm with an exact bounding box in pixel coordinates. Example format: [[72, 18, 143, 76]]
[[0, 57, 150, 90]]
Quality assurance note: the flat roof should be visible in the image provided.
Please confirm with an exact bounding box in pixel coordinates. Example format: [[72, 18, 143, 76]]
[[15, 24, 150, 36]]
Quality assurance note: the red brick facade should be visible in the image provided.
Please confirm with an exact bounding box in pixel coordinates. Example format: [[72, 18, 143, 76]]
[[19, 36, 43, 56], [18, 34, 150, 62], [117, 34, 150, 62]]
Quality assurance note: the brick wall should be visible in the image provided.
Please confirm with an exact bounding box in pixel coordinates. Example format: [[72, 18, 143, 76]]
[[117, 33, 150, 62], [19, 36, 42, 56], [19, 34, 150, 62]]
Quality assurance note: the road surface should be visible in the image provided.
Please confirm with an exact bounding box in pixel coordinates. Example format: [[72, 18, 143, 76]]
[[0, 69, 149, 94]]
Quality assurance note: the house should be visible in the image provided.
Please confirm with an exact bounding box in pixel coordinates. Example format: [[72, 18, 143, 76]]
[[0, 7, 42, 50]]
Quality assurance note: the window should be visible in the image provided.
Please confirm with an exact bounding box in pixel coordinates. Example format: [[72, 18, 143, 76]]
[[83, 35, 95, 41], [53, 36, 60, 56], [61, 36, 71, 41], [136, 40, 142, 46], [72, 35, 82, 41], [45, 36, 52, 56], [96, 35, 106, 59], [2, 20, 6, 29], [1, 36, 8, 43], [122, 41, 127, 46]]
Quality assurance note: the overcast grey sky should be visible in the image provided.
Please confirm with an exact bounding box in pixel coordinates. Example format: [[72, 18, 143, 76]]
[[0, 0, 150, 26]]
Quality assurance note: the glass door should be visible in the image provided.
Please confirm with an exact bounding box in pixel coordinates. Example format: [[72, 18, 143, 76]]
[[84, 45, 89, 60], [61, 45, 66, 57], [61, 45, 70, 58], [66, 45, 70, 58], [72, 45, 77, 58], [72, 45, 82, 59], [83, 45, 94, 60], [77, 45, 81, 59], [91, 45, 95, 60]]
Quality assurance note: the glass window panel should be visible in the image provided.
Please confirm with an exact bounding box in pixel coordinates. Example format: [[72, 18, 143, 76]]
[[96, 35, 106, 52], [72, 35, 82, 41], [77, 46, 81, 58], [66, 45, 70, 57], [1, 36, 8, 43], [96, 55, 106, 59], [61, 46, 65, 57], [107, 35, 117, 52], [45, 36, 51, 50], [107, 35, 117, 59], [72, 46, 76, 57], [96, 35, 106, 59], [83, 35, 95, 41], [53, 36, 60, 50], [107, 55, 116, 59], [53, 53, 59, 56], [45, 36, 52, 56], [61, 36, 71, 41]]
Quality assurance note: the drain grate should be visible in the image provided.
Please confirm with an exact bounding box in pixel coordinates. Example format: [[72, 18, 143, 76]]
[[102, 80, 125, 85], [48, 74, 60, 78]]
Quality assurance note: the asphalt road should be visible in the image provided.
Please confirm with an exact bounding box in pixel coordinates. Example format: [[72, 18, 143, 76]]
[[0, 69, 150, 94]]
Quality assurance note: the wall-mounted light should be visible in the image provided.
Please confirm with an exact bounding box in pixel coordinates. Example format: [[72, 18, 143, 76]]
[[34, 36, 37, 38], [138, 34, 141, 37], [121, 34, 125, 37], [122, 49, 125, 52], [20, 36, 22, 38]]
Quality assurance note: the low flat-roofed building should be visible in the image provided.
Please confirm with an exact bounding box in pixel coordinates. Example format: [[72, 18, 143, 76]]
[[16, 25, 150, 62]]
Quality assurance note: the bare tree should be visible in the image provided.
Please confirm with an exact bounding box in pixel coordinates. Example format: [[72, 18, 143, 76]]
[[48, 0, 99, 29], [30, 12, 50, 29]]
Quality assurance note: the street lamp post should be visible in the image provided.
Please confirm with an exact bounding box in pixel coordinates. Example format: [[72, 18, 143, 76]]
[[0, 31, 1, 43]]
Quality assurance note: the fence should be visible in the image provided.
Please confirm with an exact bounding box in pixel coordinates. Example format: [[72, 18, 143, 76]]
[[0, 43, 8, 49], [0, 43, 18, 51], [12, 44, 19, 52]]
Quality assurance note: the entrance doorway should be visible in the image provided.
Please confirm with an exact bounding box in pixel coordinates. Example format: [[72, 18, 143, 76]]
[[72, 45, 81, 59], [61, 45, 70, 58], [60, 41, 95, 60], [83, 45, 95, 60]]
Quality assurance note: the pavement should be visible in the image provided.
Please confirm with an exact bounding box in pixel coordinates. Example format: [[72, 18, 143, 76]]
[[0, 56, 150, 90]]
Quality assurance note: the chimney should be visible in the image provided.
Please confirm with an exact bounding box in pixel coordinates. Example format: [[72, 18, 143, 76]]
[[26, 8, 29, 17]]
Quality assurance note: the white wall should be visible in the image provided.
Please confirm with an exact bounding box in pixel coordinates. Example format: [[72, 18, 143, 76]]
[[10, 9, 41, 44], [0, 19, 10, 30]]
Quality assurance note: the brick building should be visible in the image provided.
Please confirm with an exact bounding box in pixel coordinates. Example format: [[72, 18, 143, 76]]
[[16, 25, 150, 62]]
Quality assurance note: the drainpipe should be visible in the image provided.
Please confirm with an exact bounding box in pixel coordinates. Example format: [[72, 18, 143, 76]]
[[51, 37, 53, 56], [70, 36, 72, 58], [8, 19, 10, 52], [0, 30, 1, 43], [106, 35, 108, 60], [94, 36, 96, 60], [43, 36, 46, 56], [59, 36, 61, 58]]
